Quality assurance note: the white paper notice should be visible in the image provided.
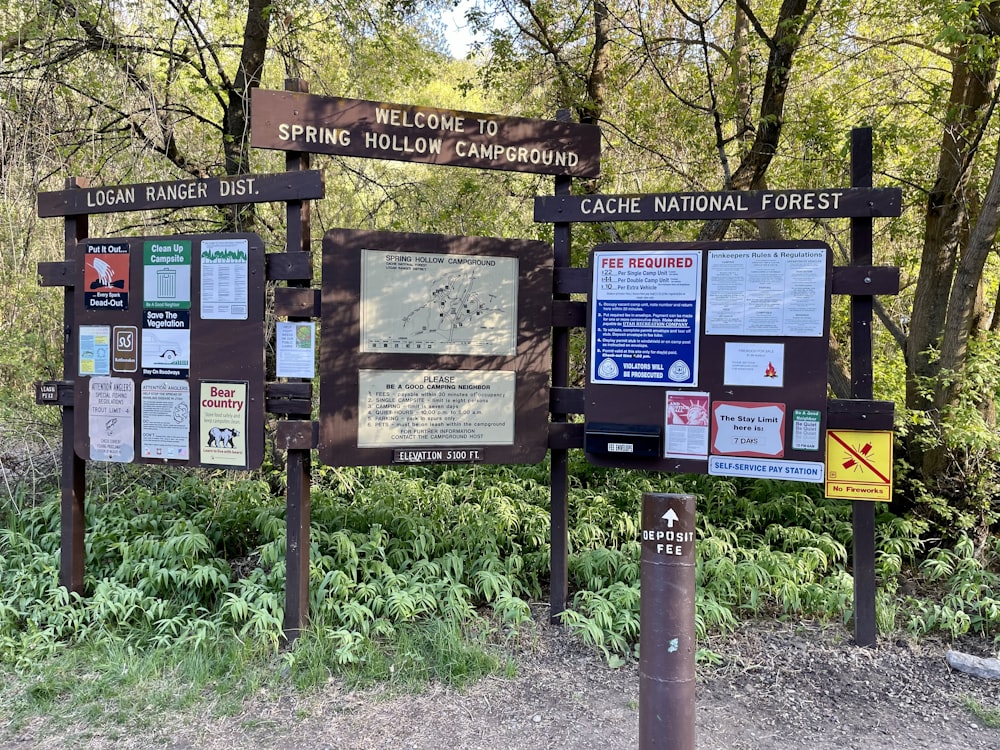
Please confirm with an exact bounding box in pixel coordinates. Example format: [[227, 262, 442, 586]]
[[664, 391, 710, 459], [88, 377, 134, 462], [712, 401, 785, 457], [723, 342, 784, 387], [361, 250, 518, 356], [200, 238, 249, 320], [705, 247, 826, 336], [140, 379, 190, 460], [358, 369, 515, 447], [79, 325, 111, 376], [276, 322, 316, 379]]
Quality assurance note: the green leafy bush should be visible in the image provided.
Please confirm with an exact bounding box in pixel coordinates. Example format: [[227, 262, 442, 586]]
[[2, 458, 998, 692]]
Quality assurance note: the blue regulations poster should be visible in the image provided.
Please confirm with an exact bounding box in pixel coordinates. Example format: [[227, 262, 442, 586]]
[[591, 249, 701, 386]]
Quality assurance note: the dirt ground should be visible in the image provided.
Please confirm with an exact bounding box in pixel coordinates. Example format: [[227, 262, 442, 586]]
[[4, 617, 999, 750]]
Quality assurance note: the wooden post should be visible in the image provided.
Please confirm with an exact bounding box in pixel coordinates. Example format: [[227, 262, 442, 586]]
[[850, 127, 878, 646], [549, 111, 573, 623], [60, 178, 89, 595], [282, 77, 314, 642]]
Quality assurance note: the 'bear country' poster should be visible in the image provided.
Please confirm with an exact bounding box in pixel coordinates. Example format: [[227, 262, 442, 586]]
[[199, 381, 247, 467]]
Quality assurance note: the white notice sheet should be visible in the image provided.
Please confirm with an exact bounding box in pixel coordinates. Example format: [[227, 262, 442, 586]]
[[200, 238, 249, 320], [705, 247, 826, 337]]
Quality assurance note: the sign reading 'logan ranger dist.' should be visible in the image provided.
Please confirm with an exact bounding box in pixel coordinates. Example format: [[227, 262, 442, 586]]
[[250, 89, 601, 178]]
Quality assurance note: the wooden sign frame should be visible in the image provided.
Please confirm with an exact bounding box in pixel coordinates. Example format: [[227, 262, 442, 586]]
[[319, 228, 553, 467], [251, 89, 601, 178]]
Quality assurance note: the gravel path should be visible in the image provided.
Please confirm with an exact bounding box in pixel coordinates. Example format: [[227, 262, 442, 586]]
[[4, 619, 998, 749]]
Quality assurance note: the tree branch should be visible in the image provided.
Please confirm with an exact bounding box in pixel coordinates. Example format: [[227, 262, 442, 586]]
[[698, 0, 820, 241]]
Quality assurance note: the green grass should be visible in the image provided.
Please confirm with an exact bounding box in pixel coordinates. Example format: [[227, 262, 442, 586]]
[[964, 696, 1000, 728], [3, 616, 510, 738], [4, 636, 273, 732], [284, 618, 511, 691]]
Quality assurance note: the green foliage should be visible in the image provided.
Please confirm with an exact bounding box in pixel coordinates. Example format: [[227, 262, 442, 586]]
[[557, 463, 1000, 656], [933, 0, 1000, 67], [898, 335, 1000, 538], [558, 470, 863, 658], [0, 464, 553, 679], [2, 458, 1000, 726], [287, 618, 506, 691], [3, 634, 277, 732], [899, 535, 1000, 638]]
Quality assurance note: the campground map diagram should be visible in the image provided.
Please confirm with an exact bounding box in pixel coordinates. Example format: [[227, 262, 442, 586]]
[[361, 249, 518, 356], [402, 269, 503, 339]]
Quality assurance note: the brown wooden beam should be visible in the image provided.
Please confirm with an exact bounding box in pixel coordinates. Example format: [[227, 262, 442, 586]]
[[35, 380, 74, 406], [275, 420, 319, 450], [554, 266, 589, 295], [548, 421, 585, 450], [826, 399, 895, 431], [274, 287, 320, 318], [832, 266, 900, 296], [38, 171, 324, 217], [266, 252, 313, 282], [550, 387, 586, 416], [37, 261, 75, 287], [850, 127, 878, 648], [60, 178, 88, 596], [551, 299, 587, 328]]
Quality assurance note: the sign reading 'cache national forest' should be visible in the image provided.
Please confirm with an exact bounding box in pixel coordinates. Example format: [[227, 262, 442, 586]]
[[534, 187, 902, 222], [250, 89, 601, 178]]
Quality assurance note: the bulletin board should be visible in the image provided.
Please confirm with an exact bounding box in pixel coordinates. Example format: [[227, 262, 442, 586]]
[[72, 233, 266, 469], [584, 240, 833, 483]]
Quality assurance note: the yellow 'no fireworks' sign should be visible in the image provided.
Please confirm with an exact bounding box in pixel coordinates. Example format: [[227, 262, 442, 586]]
[[825, 430, 893, 501]]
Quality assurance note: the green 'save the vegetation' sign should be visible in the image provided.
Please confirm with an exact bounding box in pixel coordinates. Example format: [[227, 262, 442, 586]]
[[250, 89, 601, 178]]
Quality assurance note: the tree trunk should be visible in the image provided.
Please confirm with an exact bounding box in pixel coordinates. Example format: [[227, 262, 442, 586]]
[[698, 0, 817, 241], [935, 130, 1000, 409], [916, 128, 1000, 478], [224, 0, 272, 178], [905, 52, 997, 413], [222, 0, 272, 230], [583, 0, 610, 126]]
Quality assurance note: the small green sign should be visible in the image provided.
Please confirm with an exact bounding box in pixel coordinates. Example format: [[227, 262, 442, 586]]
[[792, 409, 822, 451]]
